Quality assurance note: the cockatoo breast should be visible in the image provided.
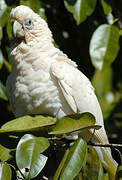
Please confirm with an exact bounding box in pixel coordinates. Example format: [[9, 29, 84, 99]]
[[7, 42, 72, 118]]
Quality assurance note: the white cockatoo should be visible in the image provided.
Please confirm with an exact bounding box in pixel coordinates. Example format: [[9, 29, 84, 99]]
[[6, 5, 117, 179]]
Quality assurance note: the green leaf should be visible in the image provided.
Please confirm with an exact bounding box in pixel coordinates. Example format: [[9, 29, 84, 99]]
[[3, 58, 11, 72], [98, 162, 104, 180], [0, 7, 11, 28], [0, 49, 3, 70], [81, 146, 104, 180], [115, 164, 122, 180], [59, 138, 87, 180], [54, 149, 70, 180], [98, 91, 117, 119], [0, 115, 56, 133], [0, 26, 2, 41], [0, 81, 8, 101], [92, 66, 119, 119], [73, 172, 82, 180], [92, 66, 112, 98], [0, 0, 7, 18], [49, 112, 101, 135], [7, 17, 12, 39], [100, 0, 112, 15], [29, 0, 41, 13], [0, 144, 12, 162], [39, 7, 47, 21], [16, 134, 49, 179], [90, 24, 120, 70], [0, 163, 12, 180], [64, 0, 97, 25]]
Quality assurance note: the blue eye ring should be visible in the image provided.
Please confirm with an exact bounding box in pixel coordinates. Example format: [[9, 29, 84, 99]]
[[24, 19, 33, 30]]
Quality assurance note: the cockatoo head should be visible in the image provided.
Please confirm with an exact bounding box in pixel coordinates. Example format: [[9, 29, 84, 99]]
[[10, 5, 52, 45]]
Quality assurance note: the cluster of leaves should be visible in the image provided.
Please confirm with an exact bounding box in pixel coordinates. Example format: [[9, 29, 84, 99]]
[[0, 0, 122, 179], [0, 113, 114, 179]]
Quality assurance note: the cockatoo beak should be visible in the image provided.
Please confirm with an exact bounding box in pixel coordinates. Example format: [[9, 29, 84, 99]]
[[13, 21, 25, 38], [10, 8, 25, 38]]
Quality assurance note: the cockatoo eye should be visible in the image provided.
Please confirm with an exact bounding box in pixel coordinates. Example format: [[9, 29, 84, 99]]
[[24, 19, 33, 30]]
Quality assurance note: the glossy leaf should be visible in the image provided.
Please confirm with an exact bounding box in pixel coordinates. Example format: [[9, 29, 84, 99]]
[[0, 81, 8, 101], [16, 134, 49, 179], [50, 112, 101, 135], [64, 0, 97, 25], [0, 144, 12, 162], [59, 138, 87, 180], [90, 24, 120, 70], [0, 115, 56, 133], [0, 163, 12, 180]]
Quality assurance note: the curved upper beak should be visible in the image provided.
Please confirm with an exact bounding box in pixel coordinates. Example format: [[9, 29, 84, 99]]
[[10, 8, 25, 38], [13, 20, 25, 38]]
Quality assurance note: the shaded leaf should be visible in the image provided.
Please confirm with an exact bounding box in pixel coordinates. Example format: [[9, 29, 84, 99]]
[[20, 0, 43, 14], [59, 138, 87, 180], [74, 172, 82, 180], [29, 0, 41, 13], [98, 163, 104, 180], [64, 0, 97, 25], [0, 26, 2, 41], [0, 81, 8, 101], [0, 115, 56, 133], [0, 0, 7, 18], [98, 91, 117, 119], [90, 24, 120, 70], [81, 146, 105, 180], [39, 7, 47, 21], [16, 134, 49, 179], [6, 17, 12, 38], [3, 58, 11, 72], [54, 149, 70, 180], [92, 66, 112, 98], [92, 66, 119, 119], [0, 163, 12, 180], [100, 0, 112, 15], [0, 49, 3, 70], [0, 7, 11, 28], [0, 144, 12, 162], [50, 112, 101, 135], [115, 164, 122, 180]]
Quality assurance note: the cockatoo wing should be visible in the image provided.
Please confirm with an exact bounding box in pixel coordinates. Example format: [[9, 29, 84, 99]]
[[51, 58, 108, 144]]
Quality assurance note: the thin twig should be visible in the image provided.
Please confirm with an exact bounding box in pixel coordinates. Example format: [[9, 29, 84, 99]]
[[88, 142, 122, 148]]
